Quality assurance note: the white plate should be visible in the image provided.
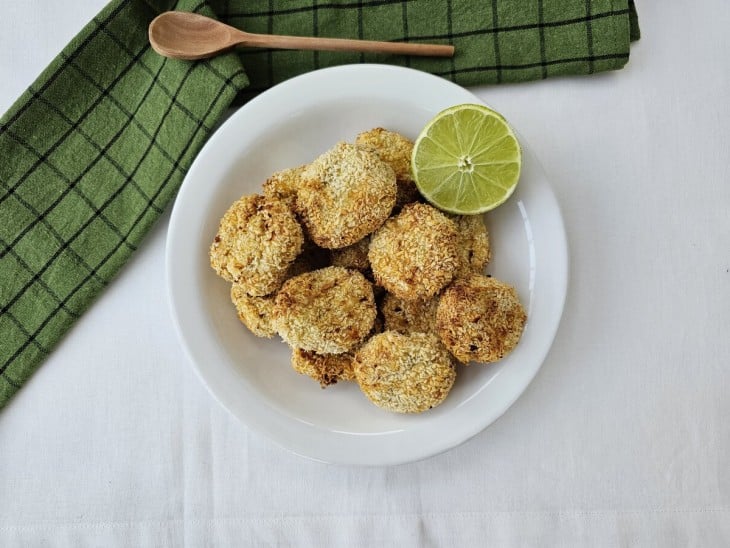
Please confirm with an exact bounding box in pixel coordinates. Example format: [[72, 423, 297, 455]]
[[166, 64, 568, 466]]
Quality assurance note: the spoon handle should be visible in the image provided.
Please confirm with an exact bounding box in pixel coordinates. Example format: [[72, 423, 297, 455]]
[[237, 32, 454, 58]]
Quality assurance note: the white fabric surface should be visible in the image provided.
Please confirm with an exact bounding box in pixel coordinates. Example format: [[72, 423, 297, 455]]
[[1, 1, 729, 546]]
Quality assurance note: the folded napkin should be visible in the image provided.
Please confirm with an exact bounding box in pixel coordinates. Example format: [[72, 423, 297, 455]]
[[0, 0, 639, 408]]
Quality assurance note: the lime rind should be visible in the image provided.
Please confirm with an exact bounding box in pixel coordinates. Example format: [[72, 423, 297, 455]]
[[411, 103, 521, 215]]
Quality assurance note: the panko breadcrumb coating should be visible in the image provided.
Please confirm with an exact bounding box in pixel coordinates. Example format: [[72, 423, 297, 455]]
[[454, 215, 491, 277], [436, 274, 526, 364], [291, 349, 355, 387], [292, 306, 384, 388], [355, 128, 413, 182], [369, 203, 459, 301], [274, 266, 376, 354], [353, 331, 456, 413], [330, 237, 370, 272], [381, 293, 439, 335], [230, 284, 276, 338], [262, 165, 306, 210], [296, 142, 397, 248], [355, 128, 420, 208], [210, 194, 303, 296]]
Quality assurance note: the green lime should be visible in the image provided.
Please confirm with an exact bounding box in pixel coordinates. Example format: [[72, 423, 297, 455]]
[[411, 103, 522, 215]]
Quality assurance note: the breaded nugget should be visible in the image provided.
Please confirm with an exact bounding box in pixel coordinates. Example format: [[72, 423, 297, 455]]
[[381, 293, 438, 335], [274, 266, 376, 354], [262, 165, 306, 210], [291, 349, 355, 388], [296, 142, 397, 248], [230, 284, 276, 338], [330, 237, 370, 272], [355, 128, 413, 181], [454, 215, 491, 277], [210, 194, 303, 296], [353, 331, 456, 413], [355, 128, 420, 209], [436, 274, 526, 364], [369, 203, 459, 300]]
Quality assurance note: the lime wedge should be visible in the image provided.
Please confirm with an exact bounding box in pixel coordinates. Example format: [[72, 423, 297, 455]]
[[411, 104, 522, 215]]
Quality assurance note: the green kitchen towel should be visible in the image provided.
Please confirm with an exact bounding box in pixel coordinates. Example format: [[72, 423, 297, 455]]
[[0, 0, 639, 409]]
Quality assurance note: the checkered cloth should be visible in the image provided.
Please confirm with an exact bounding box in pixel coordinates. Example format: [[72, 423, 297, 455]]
[[0, 0, 639, 408]]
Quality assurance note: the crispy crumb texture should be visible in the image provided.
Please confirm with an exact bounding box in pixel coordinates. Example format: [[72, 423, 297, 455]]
[[263, 165, 306, 211], [296, 142, 397, 249], [274, 266, 376, 354], [437, 274, 526, 363], [330, 237, 371, 272], [381, 293, 439, 335], [354, 331, 455, 413], [291, 349, 355, 387], [230, 284, 277, 338], [453, 214, 491, 277], [209, 194, 303, 296], [369, 203, 459, 300], [355, 128, 420, 209]]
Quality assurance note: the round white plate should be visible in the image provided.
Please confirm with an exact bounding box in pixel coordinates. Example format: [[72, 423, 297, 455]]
[[166, 64, 568, 466]]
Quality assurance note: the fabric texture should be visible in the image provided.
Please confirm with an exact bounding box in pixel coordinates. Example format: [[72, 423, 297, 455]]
[[0, 0, 639, 409]]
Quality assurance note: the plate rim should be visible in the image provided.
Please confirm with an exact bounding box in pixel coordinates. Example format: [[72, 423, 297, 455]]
[[166, 64, 569, 466]]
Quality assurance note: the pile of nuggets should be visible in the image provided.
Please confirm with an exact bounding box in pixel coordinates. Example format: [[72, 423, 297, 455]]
[[210, 128, 527, 414]]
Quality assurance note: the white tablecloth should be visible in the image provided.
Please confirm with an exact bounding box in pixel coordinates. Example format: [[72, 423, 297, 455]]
[[1, 1, 729, 546]]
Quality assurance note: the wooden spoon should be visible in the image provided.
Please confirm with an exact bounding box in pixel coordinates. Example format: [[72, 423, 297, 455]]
[[149, 11, 455, 60]]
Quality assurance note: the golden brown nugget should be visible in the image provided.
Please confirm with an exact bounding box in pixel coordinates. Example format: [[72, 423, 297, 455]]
[[355, 128, 413, 182], [369, 203, 459, 301], [330, 237, 370, 272], [381, 293, 439, 335], [291, 349, 355, 388], [454, 215, 491, 277], [230, 284, 276, 338], [296, 142, 397, 248], [353, 331, 456, 413], [262, 165, 306, 210], [209, 194, 303, 296], [355, 127, 420, 208], [273, 266, 376, 354], [436, 274, 526, 364]]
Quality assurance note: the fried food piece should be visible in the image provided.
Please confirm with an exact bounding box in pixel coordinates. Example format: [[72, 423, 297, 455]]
[[291, 349, 355, 388], [369, 203, 459, 300], [273, 266, 376, 354], [381, 293, 438, 335], [210, 194, 303, 296], [355, 128, 412, 182], [262, 165, 306, 210], [355, 127, 420, 209], [291, 300, 385, 388], [230, 284, 276, 338], [330, 237, 370, 272], [454, 215, 491, 277], [296, 142, 397, 249], [353, 331, 456, 413], [436, 274, 526, 364]]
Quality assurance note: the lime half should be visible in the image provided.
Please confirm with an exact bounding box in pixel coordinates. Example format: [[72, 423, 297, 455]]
[[411, 104, 522, 215]]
